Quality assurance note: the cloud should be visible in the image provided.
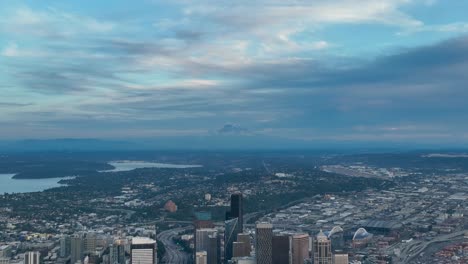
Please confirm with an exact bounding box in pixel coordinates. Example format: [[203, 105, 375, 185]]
[[0, 7, 115, 38], [1, 1, 468, 145], [217, 124, 250, 135]]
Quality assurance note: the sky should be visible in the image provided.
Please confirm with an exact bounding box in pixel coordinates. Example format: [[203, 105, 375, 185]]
[[1, 0, 468, 148]]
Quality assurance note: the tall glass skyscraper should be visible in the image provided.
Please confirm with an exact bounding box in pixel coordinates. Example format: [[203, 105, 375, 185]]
[[225, 193, 244, 262], [255, 223, 273, 264]]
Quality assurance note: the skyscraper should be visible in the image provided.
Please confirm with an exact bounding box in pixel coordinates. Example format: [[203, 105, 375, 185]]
[[272, 234, 290, 264], [255, 223, 273, 264], [110, 240, 126, 264], [207, 234, 220, 264], [291, 234, 309, 264], [24, 252, 40, 264], [226, 193, 243, 231], [131, 237, 157, 264], [84, 233, 97, 253], [225, 193, 244, 262], [236, 233, 251, 257], [224, 218, 240, 262], [71, 235, 84, 264], [328, 226, 344, 252], [60, 235, 71, 258], [196, 228, 218, 263], [233, 242, 249, 258], [313, 231, 332, 264]]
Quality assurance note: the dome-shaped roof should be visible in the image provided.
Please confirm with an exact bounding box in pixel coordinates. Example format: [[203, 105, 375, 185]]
[[353, 228, 371, 240]]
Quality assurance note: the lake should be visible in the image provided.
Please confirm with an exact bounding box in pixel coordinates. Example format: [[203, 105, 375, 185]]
[[0, 174, 68, 194], [102, 160, 203, 172], [0, 161, 202, 194]]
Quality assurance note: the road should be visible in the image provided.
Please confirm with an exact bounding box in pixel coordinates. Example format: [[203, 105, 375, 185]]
[[157, 226, 192, 264], [395, 230, 467, 263]]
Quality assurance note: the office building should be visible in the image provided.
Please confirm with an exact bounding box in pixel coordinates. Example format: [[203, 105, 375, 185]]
[[84, 233, 97, 253], [272, 234, 290, 264], [236, 233, 251, 256], [328, 226, 344, 252], [313, 231, 332, 264], [256, 223, 273, 264], [196, 229, 218, 253], [24, 252, 40, 264], [291, 234, 309, 264], [60, 235, 71, 258], [131, 237, 157, 264], [71, 235, 84, 264], [224, 218, 240, 262], [333, 253, 349, 264], [196, 251, 207, 264], [0, 258, 9, 264], [207, 234, 220, 264], [110, 240, 126, 264], [226, 194, 243, 231], [233, 242, 249, 258], [225, 193, 244, 262]]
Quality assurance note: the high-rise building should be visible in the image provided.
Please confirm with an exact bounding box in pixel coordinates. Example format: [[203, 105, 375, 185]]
[[207, 234, 220, 264], [131, 237, 157, 264], [272, 234, 290, 264], [225, 193, 244, 263], [224, 218, 240, 262], [233, 242, 249, 258], [110, 240, 126, 264], [84, 233, 97, 253], [24, 252, 40, 264], [60, 235, 71, 258], [235, 233, 251, 257], [226, 194, 243, 231], [196, 251, 207, 264], [0, 258, 9, 264], [312, 231, 332, 264], [195, 229, 218, 255], [333, 253, 349, 264], [291, 234, 309, 264], [71, 235, 84, 264], [255, 223, 273, 264], [328, 226, 344, 252]]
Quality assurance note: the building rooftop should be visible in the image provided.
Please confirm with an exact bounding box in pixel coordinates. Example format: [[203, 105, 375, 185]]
[[131, 237, 156, 245]]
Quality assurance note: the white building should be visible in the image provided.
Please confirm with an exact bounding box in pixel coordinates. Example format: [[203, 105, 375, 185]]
[[131, 237, 157, 264]]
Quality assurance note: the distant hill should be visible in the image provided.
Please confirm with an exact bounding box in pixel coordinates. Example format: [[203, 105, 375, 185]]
[[0, 138, 137, 152], [0, 136, 463, 153]]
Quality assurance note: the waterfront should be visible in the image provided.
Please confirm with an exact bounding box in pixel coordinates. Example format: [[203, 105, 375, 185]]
[[102, 160, 203, 172], [0, 173, 67, 194]]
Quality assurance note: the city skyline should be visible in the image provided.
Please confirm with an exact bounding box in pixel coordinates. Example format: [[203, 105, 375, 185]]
[[1, 1, 468, 148]]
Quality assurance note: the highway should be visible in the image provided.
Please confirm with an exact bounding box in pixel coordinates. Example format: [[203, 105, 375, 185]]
[[395, 230, 467, 263], [157, 226, 192, 264]]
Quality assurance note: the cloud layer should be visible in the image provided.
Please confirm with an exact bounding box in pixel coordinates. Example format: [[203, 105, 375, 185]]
[[1, 1, 468, 147]]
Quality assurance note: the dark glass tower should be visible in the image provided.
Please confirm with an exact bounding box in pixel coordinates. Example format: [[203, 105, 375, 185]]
[[224, 218, 239, 262], [226, 193, 243, 231], [224, 193, 244, 262], [272, 234, 290, 264]]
